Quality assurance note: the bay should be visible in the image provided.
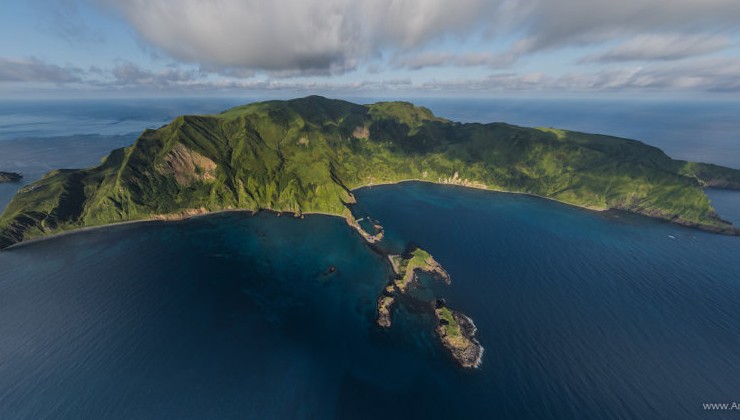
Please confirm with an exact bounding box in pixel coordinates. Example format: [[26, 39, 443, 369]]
[[1, 98, 739, 419]]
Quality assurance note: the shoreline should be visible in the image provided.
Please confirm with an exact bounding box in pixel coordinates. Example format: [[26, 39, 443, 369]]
[[3, 179, 737, 250], [352, 179, 739, 235], [2, 208, 350, 251], [350, 178, 610, 212]]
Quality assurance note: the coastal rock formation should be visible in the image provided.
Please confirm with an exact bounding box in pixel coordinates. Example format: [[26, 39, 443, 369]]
[[374, 247, 482, 368], [376, 248, 451, 327], [346, 213, 384, 243], [0, 172, 22, 183], [434, 300, 484, 369], [392, 248, 450, 293], [376, 283, 396, 328]]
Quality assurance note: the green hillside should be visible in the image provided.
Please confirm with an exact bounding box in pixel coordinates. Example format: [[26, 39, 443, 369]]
[[1, 96, 738, 249]]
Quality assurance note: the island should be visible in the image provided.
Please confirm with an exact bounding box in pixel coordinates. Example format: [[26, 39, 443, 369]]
[[2, 95, 738, 369], [375, 247, 483, 368], [434, 299, 484, 369], [377, 248, 451, 327], [0, 172, 23, 183], [1, 95, 739, 250]]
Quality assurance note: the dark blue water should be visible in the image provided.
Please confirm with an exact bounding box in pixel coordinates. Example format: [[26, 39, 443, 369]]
[[357, 183, 740, 419], [2, 186, 740, 419], [0, 213, 394, 419], [1, 98, 740, 419]]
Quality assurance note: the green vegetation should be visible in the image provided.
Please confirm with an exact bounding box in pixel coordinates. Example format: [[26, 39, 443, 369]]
[[435, 306, 461, 338], [378, 247, 449, 327], [399, 248, 430, 284], [392, 248, 446, 291], [2, 95, 739, 248], [433, 303, 484, 368]]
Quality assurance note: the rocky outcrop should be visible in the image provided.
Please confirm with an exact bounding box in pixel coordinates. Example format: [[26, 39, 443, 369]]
[[374, 247, 482, 369], [376, 283, 396, 328], [434, 301, 484, 369], [352, 126, 370, 139], [376, 249, 450, 327], [0, 172, 22, 183], [156, 143, 217, 187], [346, 213, 384, 243]]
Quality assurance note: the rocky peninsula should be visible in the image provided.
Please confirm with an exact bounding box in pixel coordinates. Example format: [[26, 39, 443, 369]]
[[376, 248, 450, 327]]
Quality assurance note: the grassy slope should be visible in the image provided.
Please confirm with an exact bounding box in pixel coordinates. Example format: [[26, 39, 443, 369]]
[[2, 96, 739, 248], [394, 248, 434, 290]]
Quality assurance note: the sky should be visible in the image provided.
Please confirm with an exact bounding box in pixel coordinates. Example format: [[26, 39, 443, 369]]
[[1, 0, 740, 99]]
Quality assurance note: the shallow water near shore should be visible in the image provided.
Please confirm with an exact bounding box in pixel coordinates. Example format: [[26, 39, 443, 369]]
[[2, 183, 740, 419]]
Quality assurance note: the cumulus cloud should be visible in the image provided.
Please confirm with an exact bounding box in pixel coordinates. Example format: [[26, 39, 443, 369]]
[[0, 57, 83, 83], [581, 34, 733, 63], [96, 0, 504, 73], [95, 0, 740, 76]]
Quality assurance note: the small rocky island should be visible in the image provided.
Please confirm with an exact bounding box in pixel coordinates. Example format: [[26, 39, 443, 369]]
[[434, 299, 484, 369], [0, 172, 22, 183], [376, 247, 483, 368]]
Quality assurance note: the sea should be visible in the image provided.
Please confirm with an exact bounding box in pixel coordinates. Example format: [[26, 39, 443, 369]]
[[0, 97, 739, 419]]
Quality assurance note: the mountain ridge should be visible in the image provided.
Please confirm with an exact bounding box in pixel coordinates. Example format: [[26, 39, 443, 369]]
[[1, 96, 739, 249]]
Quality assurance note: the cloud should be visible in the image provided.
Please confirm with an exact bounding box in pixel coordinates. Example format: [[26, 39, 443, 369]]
[[110, 62, 201, 87], [421, 72, 550, 91], [96, 0, 740, 77], [167, 77, 414, 94], [509, 0, 740, 55], [581, 34, 732, 63], [420, 57, 740, 93], [554, 58, 740, 91], [202, 67, 256, 80], [97, 0, 504, 73], [390, 51, 516, 70], [0, 57, 83, 83]]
